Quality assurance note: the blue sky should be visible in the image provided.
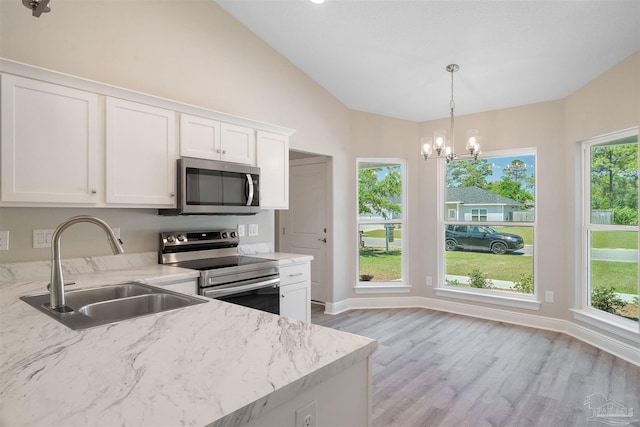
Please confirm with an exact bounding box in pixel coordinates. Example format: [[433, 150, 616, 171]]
[[485, 154, 535, 183]]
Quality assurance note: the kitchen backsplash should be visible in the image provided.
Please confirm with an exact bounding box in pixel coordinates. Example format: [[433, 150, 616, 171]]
[[0, 243, 274, 283]]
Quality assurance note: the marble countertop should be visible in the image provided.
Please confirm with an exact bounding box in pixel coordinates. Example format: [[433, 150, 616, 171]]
[[0, 258, 376, 427]]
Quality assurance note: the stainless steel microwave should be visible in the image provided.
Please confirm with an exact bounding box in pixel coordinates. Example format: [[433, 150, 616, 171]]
[[159, 157, 260, 215]]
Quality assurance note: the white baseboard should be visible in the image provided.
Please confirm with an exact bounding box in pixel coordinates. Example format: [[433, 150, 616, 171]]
[[324, 296, 640, 367]]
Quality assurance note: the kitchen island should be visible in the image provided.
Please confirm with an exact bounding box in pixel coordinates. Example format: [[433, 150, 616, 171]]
[[0, 255, 376, 426]]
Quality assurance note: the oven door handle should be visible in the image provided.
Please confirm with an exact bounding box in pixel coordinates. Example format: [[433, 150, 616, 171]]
[[203, 277, 279, 299]]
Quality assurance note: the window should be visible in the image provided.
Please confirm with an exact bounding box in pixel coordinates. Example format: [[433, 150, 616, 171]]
[[357, 159, 407, 292], [471, 209, 488, 221], [582, 129, 638, 325], [439, 150, 537, 305]]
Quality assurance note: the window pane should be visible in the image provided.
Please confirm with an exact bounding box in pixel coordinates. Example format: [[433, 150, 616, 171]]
[[358, 162, 403, 221], [590, 139, 638, 226], [444, 225, 534, 294], [446, 155, 535, 222], [359, 223, 402, 282], [589, 232, 638, 321]]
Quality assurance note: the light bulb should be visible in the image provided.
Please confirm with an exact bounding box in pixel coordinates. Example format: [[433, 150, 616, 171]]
[[311, 0, 325, 4]]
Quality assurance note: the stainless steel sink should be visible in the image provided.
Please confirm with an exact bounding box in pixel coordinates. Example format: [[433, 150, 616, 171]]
[[78, 293, 200, 323], [20, 282, 207, 330]]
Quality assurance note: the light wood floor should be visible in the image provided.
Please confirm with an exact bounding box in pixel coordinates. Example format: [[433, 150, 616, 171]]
[[311, 305, 640, 427]]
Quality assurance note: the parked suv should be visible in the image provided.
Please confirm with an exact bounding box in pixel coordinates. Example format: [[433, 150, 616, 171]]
[[445, 225, 524, 255]]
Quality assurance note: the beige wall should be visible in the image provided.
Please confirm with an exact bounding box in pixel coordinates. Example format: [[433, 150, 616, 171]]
[[0, 0, 351, 300]]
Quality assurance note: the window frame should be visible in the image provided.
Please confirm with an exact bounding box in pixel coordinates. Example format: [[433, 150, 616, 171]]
[[574, 127, 639, 338], [435, 148, 541, 310], [355, 158, 409, 294]]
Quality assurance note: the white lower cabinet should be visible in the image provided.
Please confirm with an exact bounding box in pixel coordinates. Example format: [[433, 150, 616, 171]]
[[279, 262, 311, 323], [105, 97, 177, 206], [0, 74, 101, 204]]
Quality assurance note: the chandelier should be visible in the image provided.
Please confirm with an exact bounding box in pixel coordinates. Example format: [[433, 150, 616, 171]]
[[421, 64, 481, 162]]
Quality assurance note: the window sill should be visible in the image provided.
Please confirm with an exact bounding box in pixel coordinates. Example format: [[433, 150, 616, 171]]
[[435, 287, 541, 310], [355, 283, 411, 294], [571, 308, 640, 343]]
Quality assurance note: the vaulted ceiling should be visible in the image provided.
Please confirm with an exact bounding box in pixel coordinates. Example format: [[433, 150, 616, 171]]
[[216, 0, 639, 122]]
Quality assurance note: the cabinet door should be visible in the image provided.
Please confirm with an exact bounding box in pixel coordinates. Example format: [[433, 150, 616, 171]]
[[280, 281, 310, 323], [220, 123, 255, 165], [0, 74, 100, 203], [256, 131, 289, 209], [105, 97, 177, 206], [180, 114, 220, 160]]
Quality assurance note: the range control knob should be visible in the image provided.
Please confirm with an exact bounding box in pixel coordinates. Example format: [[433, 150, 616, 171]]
[[165, 235, 176, 243], [176, 234, 186, 242], [221, 232, 228, 239], [230, 231, 237, 238]]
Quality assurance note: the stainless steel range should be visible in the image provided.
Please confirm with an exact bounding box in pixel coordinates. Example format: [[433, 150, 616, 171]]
[[158, 229, 280, 314]]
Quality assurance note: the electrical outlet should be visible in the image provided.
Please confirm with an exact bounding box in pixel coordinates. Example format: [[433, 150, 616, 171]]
[[545, 291, 554, 303], [33, 229, 55, 248], [248, 224, 258, 236], [238, 224, 246, 237], [295, 401, 317, 427], [426, 276, 433, 287], [0, 231, 9, 251]]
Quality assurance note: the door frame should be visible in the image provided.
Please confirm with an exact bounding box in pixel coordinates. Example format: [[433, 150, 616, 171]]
[[277, 154, 332, 304]]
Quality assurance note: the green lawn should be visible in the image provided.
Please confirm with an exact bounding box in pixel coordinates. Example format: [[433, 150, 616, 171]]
[[591, 230, 638, 249], [591, 260, 638, 294], [360, 227, 638, 295], [445, 251, 533, 282], [362, 228, 403, 239], [359, 247, 401, 281]]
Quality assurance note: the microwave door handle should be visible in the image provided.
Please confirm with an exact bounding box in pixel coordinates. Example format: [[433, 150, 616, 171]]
[[246, 174, 254, 206]]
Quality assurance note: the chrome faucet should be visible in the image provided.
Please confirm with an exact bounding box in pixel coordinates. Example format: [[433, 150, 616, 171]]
[[49, 215, 124, 312]]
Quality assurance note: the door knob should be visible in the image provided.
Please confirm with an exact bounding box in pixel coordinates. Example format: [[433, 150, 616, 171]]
[[318, 238, 327, 243]]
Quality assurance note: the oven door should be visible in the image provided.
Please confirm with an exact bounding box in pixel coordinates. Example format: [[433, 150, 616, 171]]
[[202, 277, 279, 315]]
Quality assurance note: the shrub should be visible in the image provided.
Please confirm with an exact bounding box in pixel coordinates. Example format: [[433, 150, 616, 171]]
[[512, 274, 534, 294], [591, 286, 626, 314], [614, 206, 638, 225], [467, 269, 493, 289]]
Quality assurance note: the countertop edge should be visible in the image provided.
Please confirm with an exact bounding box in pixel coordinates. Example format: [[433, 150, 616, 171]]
[[211, 340, 378, 427]]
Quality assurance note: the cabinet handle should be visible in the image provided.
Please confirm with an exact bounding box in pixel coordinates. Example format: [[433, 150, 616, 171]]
[[170, 193, 175, 197], [222, 150, 227, 154], [91, 189, 97, 195], [288, 272, 304, 277], [281, 294, 285, 298], [216, 149, 221, 153]]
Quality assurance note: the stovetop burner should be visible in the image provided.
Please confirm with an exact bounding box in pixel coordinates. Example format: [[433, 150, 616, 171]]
[[171, 255, 274, 271]]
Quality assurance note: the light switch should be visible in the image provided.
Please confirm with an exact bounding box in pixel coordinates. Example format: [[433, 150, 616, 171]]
[[33, 229, 55, 248], [238, 224, 246, 237], [248, 224, 258, 236]]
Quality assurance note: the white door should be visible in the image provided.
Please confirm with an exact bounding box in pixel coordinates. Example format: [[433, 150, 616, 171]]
[[279, 158, 328, 303]]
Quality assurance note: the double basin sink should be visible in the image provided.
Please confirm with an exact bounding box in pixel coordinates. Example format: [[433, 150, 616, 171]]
[[21, 282, 207, 330]]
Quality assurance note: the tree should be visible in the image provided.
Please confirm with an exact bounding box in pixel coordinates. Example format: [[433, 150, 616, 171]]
[[446, 159, 493, 188], [503, 159, 528, 185], [358, 166, 402, 219], [487, 177, 533, 204], [591, 143, 638, 225]]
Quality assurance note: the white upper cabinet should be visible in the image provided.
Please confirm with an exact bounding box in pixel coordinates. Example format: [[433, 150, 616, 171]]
[[180, 114, 255, 165], [179, 114, 220, 160], [220, 122, 255, 165], [256, 131, 289, 209], [0, 74, 100, 204], [105, 97, 177, 206]]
